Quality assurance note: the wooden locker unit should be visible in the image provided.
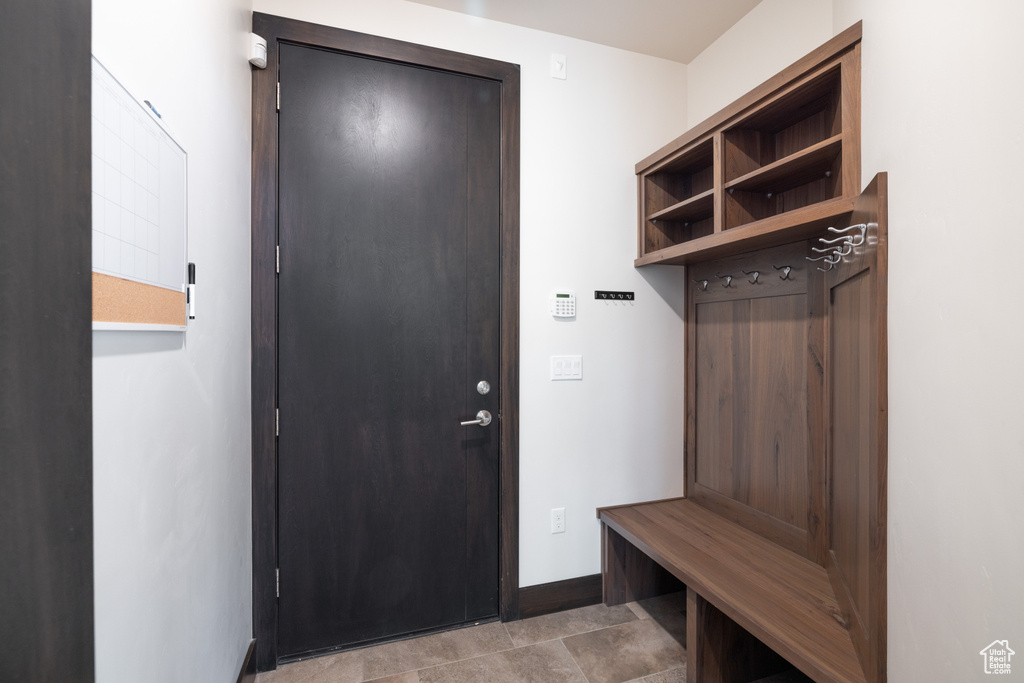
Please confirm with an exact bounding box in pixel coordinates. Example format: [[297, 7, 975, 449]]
[[635, 23, 862, 267], [600, 23, 888, 683]]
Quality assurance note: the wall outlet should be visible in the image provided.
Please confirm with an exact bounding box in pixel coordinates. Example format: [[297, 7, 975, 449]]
[[551, 507, 566, 534]]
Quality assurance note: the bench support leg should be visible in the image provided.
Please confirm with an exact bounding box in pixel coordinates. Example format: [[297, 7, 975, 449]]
[[601, 523, 682, 606], [686, 587, 790, 683]]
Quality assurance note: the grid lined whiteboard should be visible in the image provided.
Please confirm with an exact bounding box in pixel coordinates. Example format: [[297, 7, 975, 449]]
[[91, 56, 186, 293]]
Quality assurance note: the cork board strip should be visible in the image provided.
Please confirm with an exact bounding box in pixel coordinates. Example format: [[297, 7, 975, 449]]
[[93, 272, 187, 327]]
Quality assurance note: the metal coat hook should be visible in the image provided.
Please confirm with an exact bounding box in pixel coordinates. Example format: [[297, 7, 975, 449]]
[[827, 223, 868, 247], [813, 252, 842, 272], [741, 269, 760, 284], [693, 279, 709, 292], [815, 253, 839, 272], [827, 223, 868, 234], [832, 241, 854, 257], [773, 265, 793, 280], [807, 252, 836, 271], [716, 273, 734, 288]]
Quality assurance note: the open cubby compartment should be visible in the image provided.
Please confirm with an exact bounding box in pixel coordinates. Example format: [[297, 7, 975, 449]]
[[722, 64, 844, 230], [723, 64, 842, 184], [642, 138, 715, 254], [724, 147, 842, 229]]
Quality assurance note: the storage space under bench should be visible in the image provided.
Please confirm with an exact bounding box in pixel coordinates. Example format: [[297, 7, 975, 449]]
[[599, 499, 865, 683]]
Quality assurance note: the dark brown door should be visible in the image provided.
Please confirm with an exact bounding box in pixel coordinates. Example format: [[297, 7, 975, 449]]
[[276, 43, 501, 657]]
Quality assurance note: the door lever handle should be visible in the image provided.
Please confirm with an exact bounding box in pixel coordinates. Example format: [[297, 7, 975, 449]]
[[460, 410, 492, 427]]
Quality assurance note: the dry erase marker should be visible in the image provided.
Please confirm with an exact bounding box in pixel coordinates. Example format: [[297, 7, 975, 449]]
[[187, 262, 196, 319]]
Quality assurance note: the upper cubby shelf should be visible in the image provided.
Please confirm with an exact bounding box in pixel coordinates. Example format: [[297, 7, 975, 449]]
[[649, 188, 715, 223], [635, 23, 862, 267], [724, 134, 842, 195]]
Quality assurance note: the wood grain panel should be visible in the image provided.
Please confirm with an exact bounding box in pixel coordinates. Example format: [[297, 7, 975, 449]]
[[712, 132, 725, 235], [689, 485, 807, 554], [646, 173, 693, 214], [723, 129, 762, 182], [691, 244, 811, 546], [0, 0, 94, 680], [600, 500, 865, 683], [250, 16, 282, 669], [839, 47, 862, 200], [497, 51, 522, 627], [773, 107, 828, 161], [829, 271, 872, 626], [636, 23, 861, 175], [686, 587, 789, 683], [646, 218, 697, 254], [634, 196, 854, 267], [748, 294, 808, 529], [519, 574, 603, 619], [694, 299, 743, 494], [250, 12, 521, 668], [92, 272, 186, 326], [465, 75, 503, 624], [806, 240, 829, 564], [636, 28, 860, 266], [690, 242, 807, 304], [824, 174, 887, 683], [602, 524, 683, 606], [276, 42, 496, 656]]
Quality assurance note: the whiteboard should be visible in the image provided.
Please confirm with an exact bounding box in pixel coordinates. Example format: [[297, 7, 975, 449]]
[[91, 56, 186, 294]]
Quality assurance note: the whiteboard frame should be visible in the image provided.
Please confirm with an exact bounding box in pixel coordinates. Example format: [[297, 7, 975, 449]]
[[91, 55, 189, 331], [92, 321, 187, 333]]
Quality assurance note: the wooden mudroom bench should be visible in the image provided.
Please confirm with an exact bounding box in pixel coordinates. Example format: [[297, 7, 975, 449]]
[[606, 23, 888, 683], [599, 498, 865, 683]]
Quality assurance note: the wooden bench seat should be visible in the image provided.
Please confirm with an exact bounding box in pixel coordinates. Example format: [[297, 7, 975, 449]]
[[599, 498, 866, 683]]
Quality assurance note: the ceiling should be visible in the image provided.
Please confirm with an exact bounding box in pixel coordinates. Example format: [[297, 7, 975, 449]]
[[403, 0, 763, 63]]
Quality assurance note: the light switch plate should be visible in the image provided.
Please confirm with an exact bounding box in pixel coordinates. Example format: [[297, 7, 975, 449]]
[[551, 355, 582, 380], [550, 53, 567, 80]]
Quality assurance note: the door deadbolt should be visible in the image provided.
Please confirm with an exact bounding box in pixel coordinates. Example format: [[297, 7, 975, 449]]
[[477, 380, 491, 395]]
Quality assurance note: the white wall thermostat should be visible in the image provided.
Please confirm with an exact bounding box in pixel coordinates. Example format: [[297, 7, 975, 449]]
[[550, 290, 576, 318]]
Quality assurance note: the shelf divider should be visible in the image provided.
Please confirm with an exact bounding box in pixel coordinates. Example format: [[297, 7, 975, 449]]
[[647, 188, 715, 223], [725, 134, 842, 194], [635, 196, 854, 267]]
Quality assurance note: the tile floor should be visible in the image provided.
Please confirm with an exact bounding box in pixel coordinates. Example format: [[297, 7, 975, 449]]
[[256, 592, 813, 683], [256, 593, 688, 683]]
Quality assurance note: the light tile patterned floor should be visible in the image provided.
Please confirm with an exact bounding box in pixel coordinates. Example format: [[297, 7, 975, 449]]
[[255, 592, 814, 683], [256, 593, 688, 683]]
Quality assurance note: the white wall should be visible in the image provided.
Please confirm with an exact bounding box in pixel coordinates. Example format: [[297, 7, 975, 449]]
[[689, 0, 1024, 679], [830, 1, 1024, 680], [250, 0, 690, 587], [91, 0, 253, 680], [686, 0, 833, 125]]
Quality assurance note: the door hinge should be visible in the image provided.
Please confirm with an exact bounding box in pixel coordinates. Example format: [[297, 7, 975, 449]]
[[275, 408, 279, 436], [276, 568, 280, 598], [276, 245, 280, 273], [276, 82, 280, 111]]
